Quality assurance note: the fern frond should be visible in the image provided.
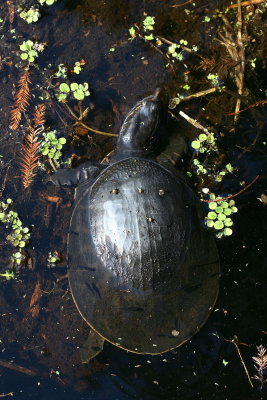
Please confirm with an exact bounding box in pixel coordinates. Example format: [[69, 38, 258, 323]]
[[19, 128, 40, 189], [19, 105, 46, 189], [10, 70, 31, 130], [34, 104, 46, 127]]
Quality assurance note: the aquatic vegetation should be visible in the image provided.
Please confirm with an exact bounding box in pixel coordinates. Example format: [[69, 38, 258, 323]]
[[143, 16, 155, 40], [19, 7, 40, 24], [191, 130, 218, 153], [40, 131, 66, 160], [0, 199, 31, 259], [205, 196, 238, 238], [129, 26, 136, 38], [192, 159, 208, 175], [207, 73, 221, 86], [54, 64, 68, 78], [57, 82, 90, 101], [20, 40, 38, 62], [0, 270, 15, 280], [47, 251, 61, 267], [38, 0, 58, 5], [129, 15, 155, 41], [73, 61, 82, 74], [214, 163, 235, 183], [167, 39, 189, 61]]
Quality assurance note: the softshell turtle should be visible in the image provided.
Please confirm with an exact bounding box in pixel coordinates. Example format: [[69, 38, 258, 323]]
[[50, 89, 220, 358]]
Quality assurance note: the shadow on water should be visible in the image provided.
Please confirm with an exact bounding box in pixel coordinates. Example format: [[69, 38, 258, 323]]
[[0, 0, 266, 399]]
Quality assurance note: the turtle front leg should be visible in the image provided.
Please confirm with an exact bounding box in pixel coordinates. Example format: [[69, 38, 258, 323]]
[[46, 161, 106, 187], [80, 329, 105, 363]]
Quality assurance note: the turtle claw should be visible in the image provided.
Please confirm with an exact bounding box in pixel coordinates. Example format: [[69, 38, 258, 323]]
[[80, 329, 105, 363]]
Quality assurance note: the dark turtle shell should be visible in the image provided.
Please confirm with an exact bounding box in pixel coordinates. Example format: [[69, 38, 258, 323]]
[[68, 157, 219, 354]]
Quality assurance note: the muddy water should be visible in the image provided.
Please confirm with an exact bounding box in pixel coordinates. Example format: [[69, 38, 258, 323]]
[[0, 0, 266, 399]]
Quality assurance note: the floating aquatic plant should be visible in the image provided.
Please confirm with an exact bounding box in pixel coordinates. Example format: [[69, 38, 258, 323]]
[[0, 199, 31, 268], [19, 7, 40, 24], [40, 130, 66, 160], [205, 195, 238, 238], [57, 82, 90, 101], [20, 40, 38, 62], [38, 0, 58, 5]]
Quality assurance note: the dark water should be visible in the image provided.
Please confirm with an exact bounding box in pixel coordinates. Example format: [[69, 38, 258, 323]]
[[0, 0, 267, 399]]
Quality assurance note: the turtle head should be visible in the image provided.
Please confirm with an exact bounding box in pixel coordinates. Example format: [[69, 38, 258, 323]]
[[115, 88, 164, 159]]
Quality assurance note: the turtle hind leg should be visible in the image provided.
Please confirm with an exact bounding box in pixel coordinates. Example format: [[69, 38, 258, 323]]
[[80, 329, 105, 363]]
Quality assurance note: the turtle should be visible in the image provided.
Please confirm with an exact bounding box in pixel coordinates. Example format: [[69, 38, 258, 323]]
[[49, 88, 220, 359]]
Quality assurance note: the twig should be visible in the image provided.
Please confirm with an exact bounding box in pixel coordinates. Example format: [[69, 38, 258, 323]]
[[216, 3, 246, 124], [170, 0, 194, 7], [227, 100, 267, 115], [0, 167, 10, 197], [201, 175, 259, 203], [225, 336, 254, 388], [0, 359, 37, 376], [157, 35, 194, 55], [227, 0, 267, 8], [235, 0, 245, 122], [178, 110, 209, 132], [0, 393, 14, 398], [63, 102, 117, 137], [169, 88, 218, 108]]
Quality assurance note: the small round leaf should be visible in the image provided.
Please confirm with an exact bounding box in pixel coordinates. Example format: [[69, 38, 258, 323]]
[[214, 220, 224, 230]]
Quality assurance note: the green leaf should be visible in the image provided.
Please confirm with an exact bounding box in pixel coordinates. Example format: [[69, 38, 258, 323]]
[[214, 220, 224, 230], [231, 206, 238, 213], [20, 53, 28, 60], [207, 211, 217, 220], [223, 228, 232, 236], [20, 42, 28, 51], [59, 83, 70, 93], [144, 34, 154, 41], [223, 208, 232, 216], [73, 89, 85, 100], [58, 137, 66, 144], [70, 82, 78, 91], [168, 45, 176, 54], [224, 218, 233, 227], [199, 133, 207, 142], [206, 220, 214, 228], [47, 131, 56, 140], [215, 206, 223, 214], [191, 140, 200, 150], [83, 82, 89, 91], [208, 202, 217, 210], [57, 93, 67, 101], [217, 213, 226, 221], [26, 40, 34, 48], [129, 27, 136, 37], [28, 49, 37, 57]]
